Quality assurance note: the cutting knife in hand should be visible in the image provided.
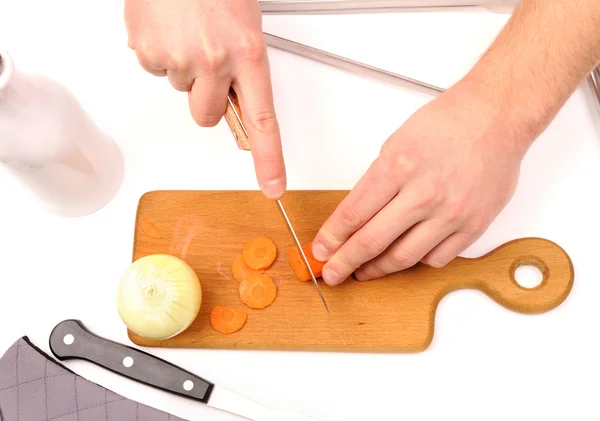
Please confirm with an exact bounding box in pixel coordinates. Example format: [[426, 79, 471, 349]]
[[49, 320, 320, 421], [223, 89, 329, 312]]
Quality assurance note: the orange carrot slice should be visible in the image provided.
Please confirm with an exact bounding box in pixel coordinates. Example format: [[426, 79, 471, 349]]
[[232, 254, 261, 282], [210, 306, 247, 334], [242, 237, 277, 270], [239, 272, 277, 309], [141, 218, 162, 239], [287, 242, 325, 282]]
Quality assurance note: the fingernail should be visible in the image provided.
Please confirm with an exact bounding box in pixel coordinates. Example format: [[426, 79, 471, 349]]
[[312, 242, 330, 261], [323, 266, 341, 286], [263, 179, 285, 199]]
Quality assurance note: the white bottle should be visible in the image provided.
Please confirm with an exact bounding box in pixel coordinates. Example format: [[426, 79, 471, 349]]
[[0, 49, 124, 217]]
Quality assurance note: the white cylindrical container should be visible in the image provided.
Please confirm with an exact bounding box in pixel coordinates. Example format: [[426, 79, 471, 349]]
[[0, 50, 124, 217]]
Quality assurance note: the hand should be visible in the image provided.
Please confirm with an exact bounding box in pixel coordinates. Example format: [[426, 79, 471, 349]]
[[124, 0, 286, 199], [312, 78, 532, 285]]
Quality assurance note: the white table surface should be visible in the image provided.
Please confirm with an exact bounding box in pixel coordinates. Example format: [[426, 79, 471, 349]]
[[1, 1, 599, 420]]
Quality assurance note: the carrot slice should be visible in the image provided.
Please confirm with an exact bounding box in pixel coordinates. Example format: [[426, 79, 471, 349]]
[[287, 242, 325, 282], [239, 272, 277, 309], [242, 237, 277, 270], [210, 306, 247, 334], [232, 254, 261, 282]]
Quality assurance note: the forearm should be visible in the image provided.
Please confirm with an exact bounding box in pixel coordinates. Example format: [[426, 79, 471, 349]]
[[463, 0, 600, 151]]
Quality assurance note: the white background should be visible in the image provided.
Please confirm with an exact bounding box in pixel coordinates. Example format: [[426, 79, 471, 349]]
[[1, 1, 599, 420]]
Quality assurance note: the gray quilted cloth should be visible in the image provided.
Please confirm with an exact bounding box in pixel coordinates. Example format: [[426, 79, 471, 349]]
[[0, 337, 186, 421]]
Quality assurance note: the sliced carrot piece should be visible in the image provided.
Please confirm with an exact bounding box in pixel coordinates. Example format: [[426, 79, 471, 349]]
[[232, 254, 261, 282], [210, 306, 247, 334], [242, 237, 277, 270], [239, 272, 277, 309], [141, 217, 162, 239], [287, 241, 325, 282]]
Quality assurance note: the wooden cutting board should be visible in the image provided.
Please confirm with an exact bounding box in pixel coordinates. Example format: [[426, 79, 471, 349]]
[[128, 190, 574, 353]]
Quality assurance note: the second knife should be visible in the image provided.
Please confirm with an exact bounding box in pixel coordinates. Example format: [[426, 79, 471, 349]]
[[49, 319, 320, 421]]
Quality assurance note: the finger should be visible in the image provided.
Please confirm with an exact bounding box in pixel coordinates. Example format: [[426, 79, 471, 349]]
[[312, 157, 400, 262], [134, 47, 167, 77], [233, 49, 286, 200], [138, 60, 167, 77], [420, 231, 480, 268], [167, 69, 194, 92], [188, 72, 231, 127], [319, 189, 431, 286], [353, 219, 456, 281]]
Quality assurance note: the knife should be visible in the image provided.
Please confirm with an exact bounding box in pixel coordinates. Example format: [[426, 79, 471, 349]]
[[224, 90, 329, 312], [49, 320, 320, 421]]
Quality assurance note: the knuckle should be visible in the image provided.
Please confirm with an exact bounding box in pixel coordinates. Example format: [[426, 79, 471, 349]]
[[339, 205, 365, 230], [248, 109, 279, 134], [444, 197, 466, 223], [393, 154, 417, 179], [356, 232, 385, 257], [166, 51, 189, 72], [358, 265, 385, 280], [376, 153, 417, 185], [238, 33, 267, 63], [204, 46, 228, 71], [467, 215, 488, 234], [422, 255, 448, 268], [413, 183, 439, 210], [136, 41, 160, 64], [335, 253, 355, 273], [255, 149, 283, 167], [391, 248, 419, 270]]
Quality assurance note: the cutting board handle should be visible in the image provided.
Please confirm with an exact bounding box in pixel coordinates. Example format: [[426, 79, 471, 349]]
[[453, 237, 574, 314]]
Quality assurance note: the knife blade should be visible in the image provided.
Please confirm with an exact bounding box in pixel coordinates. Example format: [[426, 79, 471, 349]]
[[276, 199, 329, 311], [49, 320, 320, 421], [224, 89, 329, 311]]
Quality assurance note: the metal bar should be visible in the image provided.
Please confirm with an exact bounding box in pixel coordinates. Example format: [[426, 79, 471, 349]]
[[264, 32, 444, 96], [260, 0, 490, 14]]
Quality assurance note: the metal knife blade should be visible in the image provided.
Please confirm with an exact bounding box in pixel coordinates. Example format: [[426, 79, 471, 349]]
[[276, 199, 329, 311], [49, 320, 320, 421], [223, 90, 329, 311]]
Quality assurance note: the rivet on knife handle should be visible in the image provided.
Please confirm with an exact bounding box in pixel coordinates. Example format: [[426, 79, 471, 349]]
[[49, 320, 214, 403]]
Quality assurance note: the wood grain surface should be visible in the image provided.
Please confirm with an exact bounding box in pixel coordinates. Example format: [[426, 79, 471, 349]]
[[128, 190, 574, 353], [223, 88, 251, 151]]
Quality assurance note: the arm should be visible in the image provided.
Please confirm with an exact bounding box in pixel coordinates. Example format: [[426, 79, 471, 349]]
[[468, 0, 600, 151], [311, 0, 600, 286]]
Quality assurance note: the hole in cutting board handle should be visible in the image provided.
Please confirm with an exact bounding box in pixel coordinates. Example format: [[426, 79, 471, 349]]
[[514, 263, 544, 289]]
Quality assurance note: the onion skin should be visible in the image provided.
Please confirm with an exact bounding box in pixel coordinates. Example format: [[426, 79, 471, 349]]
[[117, 254, 202, 340]]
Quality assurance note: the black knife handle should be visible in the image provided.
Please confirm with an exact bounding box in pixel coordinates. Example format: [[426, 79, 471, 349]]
[[49, 319, 214, 403]]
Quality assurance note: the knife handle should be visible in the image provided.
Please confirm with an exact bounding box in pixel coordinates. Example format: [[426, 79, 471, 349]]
[[224, 88, 251, 150], [49, 320, 214, 404]]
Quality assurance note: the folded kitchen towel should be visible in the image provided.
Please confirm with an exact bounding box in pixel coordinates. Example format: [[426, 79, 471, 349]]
[[0, 337, 186, 421]]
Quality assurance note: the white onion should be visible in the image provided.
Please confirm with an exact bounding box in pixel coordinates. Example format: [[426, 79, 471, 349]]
[[116, 254, 202, 340]]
